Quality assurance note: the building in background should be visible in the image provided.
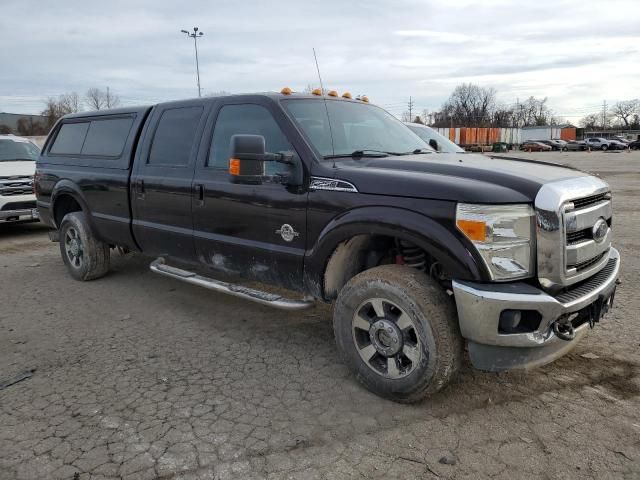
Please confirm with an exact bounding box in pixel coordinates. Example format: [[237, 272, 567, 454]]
[[0, 112, 49, 135]]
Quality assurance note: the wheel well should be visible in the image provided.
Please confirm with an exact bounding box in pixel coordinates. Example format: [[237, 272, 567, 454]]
[[53, 194, 82, 228], [323, 234, 447, 300]]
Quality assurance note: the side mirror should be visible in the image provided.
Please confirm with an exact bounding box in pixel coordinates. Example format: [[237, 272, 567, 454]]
[[428, 139, 439, 151], [229, 134, 303, 187], [229, 134, 266, 178]]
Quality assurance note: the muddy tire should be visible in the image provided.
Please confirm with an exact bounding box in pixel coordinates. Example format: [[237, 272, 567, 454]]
[[59, 212, 110, 281], [333, 265, 463, 403]]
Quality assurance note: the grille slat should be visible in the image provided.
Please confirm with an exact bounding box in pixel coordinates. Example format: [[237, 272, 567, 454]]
[[566, 229, 589, 244], [0, 176, 33, 197], [555, 258, 617, 303], [571, 192, 609, 210]]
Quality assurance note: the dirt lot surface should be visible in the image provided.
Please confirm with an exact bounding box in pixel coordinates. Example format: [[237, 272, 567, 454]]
[[1, 151, 639, 480]]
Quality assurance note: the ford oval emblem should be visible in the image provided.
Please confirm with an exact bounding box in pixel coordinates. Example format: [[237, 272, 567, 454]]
[[592, 218, 608, 243]]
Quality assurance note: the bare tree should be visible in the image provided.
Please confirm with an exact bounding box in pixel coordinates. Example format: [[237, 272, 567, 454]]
[[85, 87, 106, 110], [611, 100, 639, 128], [579, 113, 601, 129], [41, 93, 81, 129], [400, 111, 412, 122], [439, 83, 497, 127], [59, 92, 81, 114]]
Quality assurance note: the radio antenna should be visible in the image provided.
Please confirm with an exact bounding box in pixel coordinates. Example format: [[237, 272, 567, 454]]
[[313, 48, 336, 165]]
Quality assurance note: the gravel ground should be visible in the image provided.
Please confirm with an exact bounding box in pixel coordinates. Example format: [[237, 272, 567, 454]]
[[1, 150, 639, 480]]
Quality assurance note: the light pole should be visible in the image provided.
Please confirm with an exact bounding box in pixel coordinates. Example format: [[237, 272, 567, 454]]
[[181, 27, 204, 97]]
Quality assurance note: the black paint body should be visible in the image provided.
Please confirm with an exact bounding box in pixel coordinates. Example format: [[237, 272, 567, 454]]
[[36, 94, 582, 300]]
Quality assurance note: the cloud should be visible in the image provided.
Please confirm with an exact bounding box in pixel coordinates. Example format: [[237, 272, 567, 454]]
[[0, 0, 638, 123]]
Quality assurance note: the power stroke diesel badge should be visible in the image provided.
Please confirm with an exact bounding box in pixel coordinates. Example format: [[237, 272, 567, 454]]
[[276, 224, 299, 242]]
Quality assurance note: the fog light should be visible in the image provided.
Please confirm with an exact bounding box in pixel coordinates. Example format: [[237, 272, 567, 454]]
[[499, 310, 522, 333], [499, 310, 542, 334]]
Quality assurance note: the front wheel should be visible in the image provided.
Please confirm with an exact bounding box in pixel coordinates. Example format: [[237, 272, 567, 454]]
[[333, 265, 463, 403], [601, 144, 608, 151], [59, 212, 110, 281], [562, 147, 568, 152]]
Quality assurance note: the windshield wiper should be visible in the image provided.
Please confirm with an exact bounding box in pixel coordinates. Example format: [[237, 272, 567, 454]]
[[406, 148, 434, 155], [324, 149, 401, 159], [0, 158, 36, 162]]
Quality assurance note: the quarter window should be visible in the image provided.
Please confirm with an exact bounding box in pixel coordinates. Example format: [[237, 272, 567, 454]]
[[82, 117, 134, 157], [50, 122, 90, 155], [148, 106, 203, 166], [209, 104, 292, 173]]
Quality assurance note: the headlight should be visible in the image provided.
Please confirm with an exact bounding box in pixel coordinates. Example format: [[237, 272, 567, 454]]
[[456, 203, 534, 281]]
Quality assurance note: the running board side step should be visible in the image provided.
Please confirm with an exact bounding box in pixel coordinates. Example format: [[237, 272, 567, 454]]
[[150, 258, 315, 311]]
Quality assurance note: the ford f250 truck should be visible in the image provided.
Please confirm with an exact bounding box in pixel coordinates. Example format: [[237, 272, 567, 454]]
[[35, 90, 620, 402]]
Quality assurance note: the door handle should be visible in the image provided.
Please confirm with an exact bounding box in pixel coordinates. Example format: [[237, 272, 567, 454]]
[[136, 179, 145, 199], [194, 184, 204, 206]]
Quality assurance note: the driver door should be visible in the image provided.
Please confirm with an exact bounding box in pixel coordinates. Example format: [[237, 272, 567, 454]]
[[191, 100, 308, 291]]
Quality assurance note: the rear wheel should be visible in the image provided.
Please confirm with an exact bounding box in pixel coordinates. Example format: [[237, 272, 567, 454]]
[[333, 265, 463, 403], [59, 212, 110, 281]]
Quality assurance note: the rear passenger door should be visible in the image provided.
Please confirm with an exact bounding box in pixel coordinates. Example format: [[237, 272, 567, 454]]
[[131, 101, 208, 261]]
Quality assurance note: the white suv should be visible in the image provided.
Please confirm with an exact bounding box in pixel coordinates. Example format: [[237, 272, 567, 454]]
[[0, 135, 40, 222]]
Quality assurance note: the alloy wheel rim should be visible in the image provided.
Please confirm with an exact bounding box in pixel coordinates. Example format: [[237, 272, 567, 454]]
[[352, 297, 422, 379], [64, 227, 84, 269]]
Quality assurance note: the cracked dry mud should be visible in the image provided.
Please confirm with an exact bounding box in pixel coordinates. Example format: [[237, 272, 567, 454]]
[[1, 151, 639, 480]]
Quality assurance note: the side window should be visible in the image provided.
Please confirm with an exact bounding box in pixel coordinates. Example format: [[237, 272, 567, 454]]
[[209, 104, 292, 173], [50, 122, 90, 155], [148, 106, 203, 166], [81, 117, 134, 157]]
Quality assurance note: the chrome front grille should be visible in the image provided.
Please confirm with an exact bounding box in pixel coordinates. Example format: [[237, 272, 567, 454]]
[[563, 195, 612, 275], [535, 176, 612, 291], [0, 176, 33, 196]]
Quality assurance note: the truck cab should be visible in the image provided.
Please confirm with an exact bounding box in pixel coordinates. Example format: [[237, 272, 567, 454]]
[[36, 90, 620, 402]]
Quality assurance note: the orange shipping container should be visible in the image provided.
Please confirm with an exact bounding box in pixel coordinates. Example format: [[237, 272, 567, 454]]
[[560, 128, 576, 141]]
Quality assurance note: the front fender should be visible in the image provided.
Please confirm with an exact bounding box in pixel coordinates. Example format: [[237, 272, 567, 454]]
[[303, 206, 488, 300]]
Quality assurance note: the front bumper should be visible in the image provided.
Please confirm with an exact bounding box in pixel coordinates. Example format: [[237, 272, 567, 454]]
[[453, 247, 620, 371], [0, 208, 39, 221]]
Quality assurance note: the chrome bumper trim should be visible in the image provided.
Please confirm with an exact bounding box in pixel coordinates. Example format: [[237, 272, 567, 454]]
[[0, 208, 38, 220], [452, 247, 619, 351]]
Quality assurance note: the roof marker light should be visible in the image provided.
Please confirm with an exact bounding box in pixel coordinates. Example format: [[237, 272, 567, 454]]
[[311, 88, 322, 96], [342, 92, 352, 99], [360, 95, 369, 103], [327, 90, 338, 97], [281, 87, 293, 95]]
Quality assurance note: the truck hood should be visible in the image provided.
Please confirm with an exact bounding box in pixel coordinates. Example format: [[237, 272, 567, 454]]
[[331, 153, 591, 203], [0, 161, 36, 177]]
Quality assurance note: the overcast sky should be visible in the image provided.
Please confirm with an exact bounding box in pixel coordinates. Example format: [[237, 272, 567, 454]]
[[2, 0, 639, 122]]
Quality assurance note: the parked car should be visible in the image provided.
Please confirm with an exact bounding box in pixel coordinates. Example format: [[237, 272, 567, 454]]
[[563, 140, 588, 151], [629, 140, 640, 150], [538, 139, 566, 151], [0, 135, 40, 223], [585, 138, 610, 150], [521, 141, 552, 152], [608, 140, 629, 150], [36, 90, 620, 402], [404, 123, 464, 153], [465, 143, 492, 152]]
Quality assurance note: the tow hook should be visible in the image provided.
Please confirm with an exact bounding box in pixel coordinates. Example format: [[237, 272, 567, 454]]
[[553, 320, 575, 341]]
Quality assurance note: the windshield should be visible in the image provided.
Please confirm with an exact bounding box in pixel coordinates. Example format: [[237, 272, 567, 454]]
[[0, 139, 40, 161], [406, 124, 464, 153], [283, 99, 432, 158]]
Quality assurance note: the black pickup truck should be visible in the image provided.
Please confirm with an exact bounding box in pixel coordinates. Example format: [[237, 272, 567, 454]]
[[35, 90, 620, 402]]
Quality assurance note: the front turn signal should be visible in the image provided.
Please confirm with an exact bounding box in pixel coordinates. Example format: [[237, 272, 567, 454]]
[[456, 219, 486, 242]]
